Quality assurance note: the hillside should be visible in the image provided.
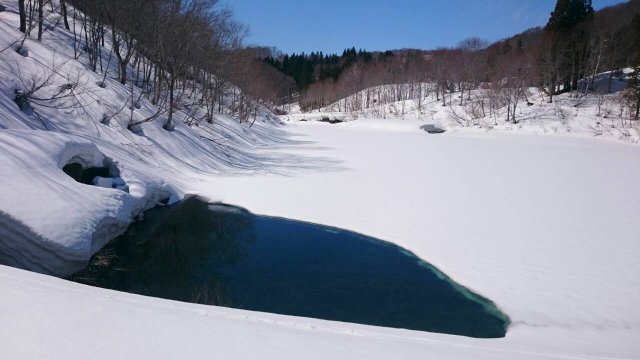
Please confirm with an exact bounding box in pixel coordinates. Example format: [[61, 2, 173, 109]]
[[282, 72, 639, 144], [0, 0, 286, 275]]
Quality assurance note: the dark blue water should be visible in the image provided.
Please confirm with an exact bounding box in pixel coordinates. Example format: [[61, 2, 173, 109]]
[[70, 197, 509, 338]]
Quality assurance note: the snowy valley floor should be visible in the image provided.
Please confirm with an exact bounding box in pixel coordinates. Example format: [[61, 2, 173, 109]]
[[2, 119, 639, 359]]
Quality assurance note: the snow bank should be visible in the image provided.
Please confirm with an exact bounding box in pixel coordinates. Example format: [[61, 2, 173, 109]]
[[0, 130, 171, 275]]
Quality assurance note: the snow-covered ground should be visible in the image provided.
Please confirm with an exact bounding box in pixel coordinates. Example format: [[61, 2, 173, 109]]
[[2, 120, 639, 359], [189, 120, 640, 359], [1, 1, 639, 358]]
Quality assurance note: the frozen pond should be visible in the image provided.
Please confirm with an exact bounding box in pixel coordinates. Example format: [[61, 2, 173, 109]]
[[70, 197, 509, 338]]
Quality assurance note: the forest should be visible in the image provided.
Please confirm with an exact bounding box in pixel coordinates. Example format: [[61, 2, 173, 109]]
[[265, 0, 640, 120], [8, 0, 640, 127], [11, 0, 296, 128]]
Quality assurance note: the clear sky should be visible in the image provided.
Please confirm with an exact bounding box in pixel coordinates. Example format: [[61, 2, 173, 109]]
[[224, 0, 627, 54]]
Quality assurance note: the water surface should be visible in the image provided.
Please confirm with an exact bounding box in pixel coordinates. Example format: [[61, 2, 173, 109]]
[[71, 197, 509, 338]]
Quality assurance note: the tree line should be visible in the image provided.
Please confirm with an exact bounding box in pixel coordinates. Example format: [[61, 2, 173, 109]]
[[13, 0, 296, 129], [264, 48, 381, 90], [9, 0, 640, 128], [267, 0, 640, 120]]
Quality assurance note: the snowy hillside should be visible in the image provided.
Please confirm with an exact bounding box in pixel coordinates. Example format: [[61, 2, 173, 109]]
[[282, 78, 640, 144], [0, 1, 288, 276], [1, 1, 640, 359]]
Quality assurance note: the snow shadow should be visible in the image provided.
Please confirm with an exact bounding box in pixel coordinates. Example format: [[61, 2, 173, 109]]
[[0, 210, 87, 275]]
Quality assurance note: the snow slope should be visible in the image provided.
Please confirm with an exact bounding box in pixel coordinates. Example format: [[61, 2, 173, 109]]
[[0, 1, 288, 275], [0, 264, 611, 360]]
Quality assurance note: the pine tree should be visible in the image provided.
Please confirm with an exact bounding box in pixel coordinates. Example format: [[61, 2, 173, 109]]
[[544, 0, 595, 94], [546, 0, 593, 33]]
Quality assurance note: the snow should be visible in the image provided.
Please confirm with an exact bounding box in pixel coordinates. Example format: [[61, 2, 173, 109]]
[[0, 0, 287, 275], [0, 130, 126, 275], [282, 80, 640, 144], [188, 120, 640, 358], [0, 264, 590, 360], [2, 121, 639, 359], [1, 1, 640, 358]]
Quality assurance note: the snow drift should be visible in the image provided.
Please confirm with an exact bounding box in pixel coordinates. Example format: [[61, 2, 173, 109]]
[[0, 130, 172, 275]]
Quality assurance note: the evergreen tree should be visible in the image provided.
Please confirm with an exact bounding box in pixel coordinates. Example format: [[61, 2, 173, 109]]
[[263, 47, 374, 90], [546, 0, 594, 32], [544, 0, 595, 94]]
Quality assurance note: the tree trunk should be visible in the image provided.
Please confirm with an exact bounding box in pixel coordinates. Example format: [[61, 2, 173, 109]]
[[18, 0, 26, 33], [569, 50, 576, 97], [37, 0, 43, 41], [512, 95, 518, 124], [607, 70, 614, 94], [119, 62, 128, 84], [165, 77, 175, 130], [27, 0, 34, 36], [153, 67, 160, 105], [61, 0, 69, 30]]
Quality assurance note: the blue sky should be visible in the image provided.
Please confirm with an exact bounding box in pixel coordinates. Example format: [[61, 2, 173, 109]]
[[224, 0, 626, 54]]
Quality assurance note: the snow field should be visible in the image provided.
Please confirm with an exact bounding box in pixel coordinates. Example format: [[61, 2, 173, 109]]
[[1, 0, 639, 358]]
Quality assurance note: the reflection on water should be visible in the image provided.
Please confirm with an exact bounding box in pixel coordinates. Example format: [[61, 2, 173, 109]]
[[70, 197, 509, 338]]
